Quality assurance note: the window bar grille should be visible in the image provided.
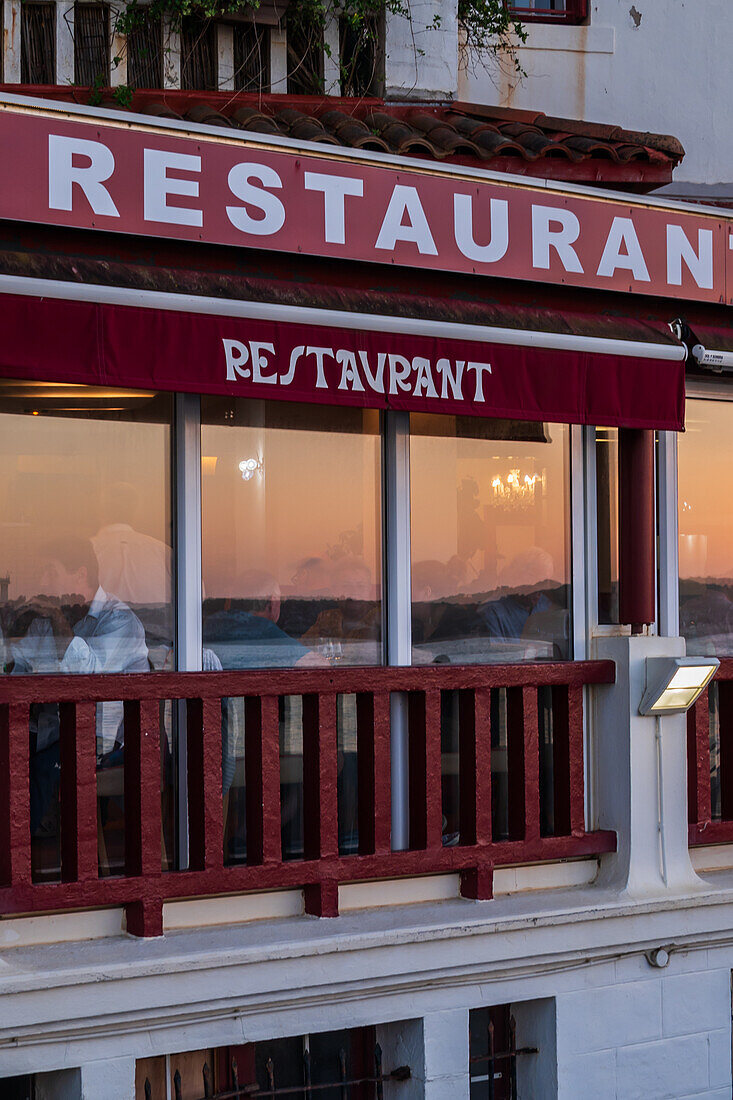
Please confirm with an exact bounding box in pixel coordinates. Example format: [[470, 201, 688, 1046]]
[[21, 3, 55, 84], [151, 1043, 410, 1099], [469, 1015, 538, 1098]]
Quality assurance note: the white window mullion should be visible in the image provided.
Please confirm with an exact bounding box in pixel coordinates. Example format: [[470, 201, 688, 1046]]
[[323, 12, 339, 94], [570, 423, 587, 662], [109, 1, 127, 86], [657, 430, 679, 638], [384, 409, 411, 851], [174, 393, 202, 871], [270, 22, 287, 92]]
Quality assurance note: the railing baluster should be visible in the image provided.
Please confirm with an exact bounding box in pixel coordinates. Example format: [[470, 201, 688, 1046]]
[[0, 703, 31, 888], [304, 692, 339, 916], [372, 692, 392, 855], [522, 687, 541, 843], [60, 701, 97, 882], [408, 690, 442, 850], [688, 690, 712, 830], [124, 698, 163, 936], [459, 688, 493, 900], [187, 697, 223, 872], [719, 681, 733, 821], [245, 695, 281, 865], [550, 686, 584, 837]]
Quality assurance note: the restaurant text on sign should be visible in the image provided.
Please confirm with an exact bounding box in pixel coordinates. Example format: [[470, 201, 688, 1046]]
[[0, 102, 730, 304], [223, 338, 493, 403]]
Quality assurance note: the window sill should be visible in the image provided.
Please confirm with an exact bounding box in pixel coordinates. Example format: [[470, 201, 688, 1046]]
[[515, 22, 615, 54]]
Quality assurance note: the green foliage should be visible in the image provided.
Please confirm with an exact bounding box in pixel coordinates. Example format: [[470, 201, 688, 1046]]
[[77, 0, 525, 99]]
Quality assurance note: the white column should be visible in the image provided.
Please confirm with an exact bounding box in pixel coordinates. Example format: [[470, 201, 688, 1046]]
[[35, 1057, 136, 1099], [384, 410, 411, 851], [270, 23, 287, 92], [323, 13, 340, 94], [163, 14, 181, 89], [657, 429, 680, 638], [3, 0, 21, 82], [593, 634, 704, 897], [384, 0, 458, 99], [377, 1011, 470, 1098], [56, 0, 75, 84], [109, 2, 127, 86], [218, 22, 234, 90]]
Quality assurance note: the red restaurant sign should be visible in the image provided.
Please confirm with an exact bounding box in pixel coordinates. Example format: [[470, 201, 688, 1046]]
[[1, 101, 732, 305]]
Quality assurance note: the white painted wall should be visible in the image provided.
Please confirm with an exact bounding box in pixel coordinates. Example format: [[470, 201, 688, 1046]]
[[458, 0, 733, 191]]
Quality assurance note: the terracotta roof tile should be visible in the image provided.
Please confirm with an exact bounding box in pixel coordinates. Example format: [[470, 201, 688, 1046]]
[[0, 87, 685, 190]]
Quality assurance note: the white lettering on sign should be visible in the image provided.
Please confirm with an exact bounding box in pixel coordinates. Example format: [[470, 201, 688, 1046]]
[[597, 216, 650, 281], [375, 185, 438, 255], [221, 338, 492, 405], [666, 225, 714, 289], [48, 134, 120, 217], [227, 163, 286, 236], [454, 196, 509, 264], [143, 149, 202, 227], [304, 172, 364, 245], [531, 206, 583, 274], [35, 115, 729, 305]]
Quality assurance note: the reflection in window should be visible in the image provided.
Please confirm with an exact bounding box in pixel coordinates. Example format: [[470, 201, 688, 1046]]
[[0, 381, 174, 881], [201, 398, 382, 863], [679, 399, 733, 656], [410, 415, 571, 665]]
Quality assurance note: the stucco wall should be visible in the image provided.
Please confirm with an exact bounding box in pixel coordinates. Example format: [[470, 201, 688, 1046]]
[[458, 0, 733, 190]]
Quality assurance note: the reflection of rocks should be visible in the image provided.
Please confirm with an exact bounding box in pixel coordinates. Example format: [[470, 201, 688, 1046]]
[[680, 581, 733, 655]]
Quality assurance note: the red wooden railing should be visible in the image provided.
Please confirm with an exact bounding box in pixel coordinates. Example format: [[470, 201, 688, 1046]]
[[689, 658, 733, 846], [0, 662, 616, 936]]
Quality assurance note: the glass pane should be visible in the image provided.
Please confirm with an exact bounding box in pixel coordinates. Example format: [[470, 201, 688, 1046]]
[[679, 398, 733, 655], [201, 399, 382, 669], [0, 381, 173, 880], [596, 427, 619, 624], [410, 415, 571, 664]]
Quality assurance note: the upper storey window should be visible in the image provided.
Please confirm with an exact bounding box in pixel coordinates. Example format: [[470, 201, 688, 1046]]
[[507, 0, 588, 23]]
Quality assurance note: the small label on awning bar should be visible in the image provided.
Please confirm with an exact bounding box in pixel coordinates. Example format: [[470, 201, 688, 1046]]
[[0, 291, 685, 430]]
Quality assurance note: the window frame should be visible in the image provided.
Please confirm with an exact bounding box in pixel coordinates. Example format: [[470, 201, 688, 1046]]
[[507, 0, 588, 25]]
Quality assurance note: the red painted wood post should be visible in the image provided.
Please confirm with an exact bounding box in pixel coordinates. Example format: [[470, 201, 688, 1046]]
[[687, 692, 712, 829], [187, 697, 224, 872], [506, 688, 526, 841], [423, 690, 444, 851], [459, 688, 493, 901], [355, 691, 391, 856], [618, 429, 656, 633], [60, 701, 98, 883], [303, 692, 340, 918], [407, 691, 427, 850], [0, 704, 31, 888], [566, 687, 586, 836], [522, 687, 541, 842], [124, 699, 163, 937], [718, 681, 733, 821], [244, 695, 281, 865]]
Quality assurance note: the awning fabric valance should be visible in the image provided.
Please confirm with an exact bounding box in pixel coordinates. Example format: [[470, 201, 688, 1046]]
[[0, 285, 686, 429]]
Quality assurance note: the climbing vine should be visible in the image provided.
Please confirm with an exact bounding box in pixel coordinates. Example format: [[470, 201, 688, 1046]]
[[109, 0, 525, 97]]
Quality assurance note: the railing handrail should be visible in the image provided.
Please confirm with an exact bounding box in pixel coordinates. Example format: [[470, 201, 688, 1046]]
[[0, 659, 616, 703]]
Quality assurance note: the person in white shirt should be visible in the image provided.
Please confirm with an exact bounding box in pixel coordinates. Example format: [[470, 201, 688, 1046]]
[[9, 537, 148, 835]]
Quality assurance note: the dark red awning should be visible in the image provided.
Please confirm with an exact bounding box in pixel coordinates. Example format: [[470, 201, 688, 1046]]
[[0, 286, 686, 429]]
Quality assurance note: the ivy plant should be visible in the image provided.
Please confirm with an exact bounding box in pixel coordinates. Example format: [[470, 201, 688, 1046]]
[[109, 0, 525, 97]]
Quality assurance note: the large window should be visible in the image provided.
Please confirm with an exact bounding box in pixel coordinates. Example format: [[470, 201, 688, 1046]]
[[410, 415, 572, 664], [0, 380, 174, 880], [679, 398, 733, 657]]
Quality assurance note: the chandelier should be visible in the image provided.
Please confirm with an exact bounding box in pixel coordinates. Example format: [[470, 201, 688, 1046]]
[[491, 469, 541, 508]]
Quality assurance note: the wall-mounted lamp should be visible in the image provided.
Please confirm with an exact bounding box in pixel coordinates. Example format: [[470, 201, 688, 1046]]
[[639, 656, 719, 717]]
